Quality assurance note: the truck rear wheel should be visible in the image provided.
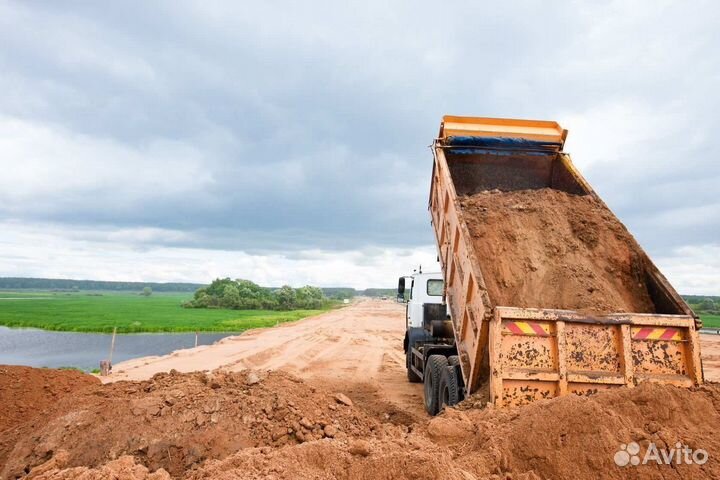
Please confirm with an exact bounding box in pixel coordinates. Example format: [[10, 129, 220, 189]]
[[424, 355, 448, 415], [407, 349, 422, 383], [439, 365, 460, 409]]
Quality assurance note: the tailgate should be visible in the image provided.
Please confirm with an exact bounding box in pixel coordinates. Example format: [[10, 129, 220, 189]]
[[440, 115, 567, 147], [489, 307, 704, 407]]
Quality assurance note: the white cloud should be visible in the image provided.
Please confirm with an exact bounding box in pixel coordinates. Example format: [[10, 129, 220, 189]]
[[0, 116, 214, 215], [560, 101, 683, 171], [656, 245, 720, 295], [0, 222, 437, 289]]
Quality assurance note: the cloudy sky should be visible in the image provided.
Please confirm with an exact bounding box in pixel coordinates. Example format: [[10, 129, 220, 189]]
[[0, 1, 718, 292]]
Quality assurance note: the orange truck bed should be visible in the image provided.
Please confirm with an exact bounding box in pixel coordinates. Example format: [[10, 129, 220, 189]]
[[429, 115, 703, 407]]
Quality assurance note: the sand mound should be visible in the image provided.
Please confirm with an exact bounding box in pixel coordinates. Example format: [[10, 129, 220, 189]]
[[459, 188, 656, 313], [1, 369, 378, 479], [450, 381, 720, 479], [18, 453, 171, 480], [0, 365, 100, 434], [15, 371, 720, 480], [180, 382, 720, 479]]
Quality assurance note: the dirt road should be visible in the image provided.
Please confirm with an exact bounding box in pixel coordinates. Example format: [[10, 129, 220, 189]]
[[109, 299, 425, 418], [110, 300, 720, 405], [702, 332, 720, 382]]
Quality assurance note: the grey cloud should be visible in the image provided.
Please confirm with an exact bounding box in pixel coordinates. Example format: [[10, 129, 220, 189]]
[[0, 0, 717, 261]]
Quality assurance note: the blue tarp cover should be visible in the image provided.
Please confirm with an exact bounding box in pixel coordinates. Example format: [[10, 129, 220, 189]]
[[444, 136, 561, 149]]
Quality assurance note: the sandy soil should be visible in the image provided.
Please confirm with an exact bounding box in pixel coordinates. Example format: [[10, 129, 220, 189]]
[[109, 299, 425, 419], [1, 369, 382, 478], [4, 368, 720, 479], [702, 333, 720, 382], [460, 189, 656, 313], [0, 365, 99, 433], [3, 302, 720, 479]]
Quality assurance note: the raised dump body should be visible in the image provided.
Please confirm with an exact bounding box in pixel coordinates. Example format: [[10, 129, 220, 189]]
[[430, 115, 703, 408]]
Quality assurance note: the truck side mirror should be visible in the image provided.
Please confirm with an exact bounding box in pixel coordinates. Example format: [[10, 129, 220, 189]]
[[397, 277, 406, 303]]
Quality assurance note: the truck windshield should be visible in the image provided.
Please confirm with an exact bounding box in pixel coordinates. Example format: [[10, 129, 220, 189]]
[[427, 279, 443, 296]]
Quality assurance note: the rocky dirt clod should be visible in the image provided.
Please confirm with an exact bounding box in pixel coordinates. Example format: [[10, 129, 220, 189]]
[[334, 393, 353, 406]]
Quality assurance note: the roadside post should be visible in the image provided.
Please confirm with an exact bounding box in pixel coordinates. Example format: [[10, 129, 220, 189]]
[[100, 327, 117, 376]]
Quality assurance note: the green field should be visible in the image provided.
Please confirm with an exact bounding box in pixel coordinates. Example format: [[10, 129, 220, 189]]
[[0, 291, 329, 333], [701, 314, 720, 328]]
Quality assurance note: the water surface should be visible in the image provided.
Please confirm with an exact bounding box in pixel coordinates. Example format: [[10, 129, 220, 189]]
[[0, 326, 236, 371]]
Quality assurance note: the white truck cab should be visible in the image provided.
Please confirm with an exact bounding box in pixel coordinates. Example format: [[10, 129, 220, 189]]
[[397, 272, 444, 328], [398, 270, 462, 414]]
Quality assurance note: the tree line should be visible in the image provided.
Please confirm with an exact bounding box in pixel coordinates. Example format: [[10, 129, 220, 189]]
[[684, 295, 720, 315], [0, 277, 203, 292], [183, 278, 329, 311], [0, 276, 399, 301]]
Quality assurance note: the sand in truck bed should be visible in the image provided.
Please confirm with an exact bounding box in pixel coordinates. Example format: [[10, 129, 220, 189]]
[[459, 188, 657, 314]]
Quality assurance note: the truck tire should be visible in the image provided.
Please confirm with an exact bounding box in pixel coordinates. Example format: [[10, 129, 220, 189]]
[[424, 355, 448, 415], [447, 355, 460, 367], [439, 365, 460, 409], [407, 349, 422, 383]]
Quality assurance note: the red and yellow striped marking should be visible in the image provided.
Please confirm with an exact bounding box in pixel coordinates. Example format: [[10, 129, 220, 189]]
[[632, 327, 683, 341], [504, 321, 551, 337]]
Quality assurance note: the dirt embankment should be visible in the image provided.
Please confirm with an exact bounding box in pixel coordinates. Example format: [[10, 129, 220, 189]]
[[1, 369, 378, 478], [3, 304, 719, 479], [2, 365, 719, 480], [190, 381, 720, 480], [0, 366, 100, 434], [106, 300, 426, 420], [460, 188, 656, 313]]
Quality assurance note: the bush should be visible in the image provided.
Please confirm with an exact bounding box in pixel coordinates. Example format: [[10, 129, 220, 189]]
[[697, 298, 716, 312], [183, 278, 329, 311]]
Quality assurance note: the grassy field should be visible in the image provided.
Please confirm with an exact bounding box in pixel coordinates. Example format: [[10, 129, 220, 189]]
[[701, 314, 720, 329], [0, 291, 330, 333]]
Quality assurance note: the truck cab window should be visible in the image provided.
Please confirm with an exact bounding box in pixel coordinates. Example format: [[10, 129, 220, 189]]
[[427, 279, 443, 296]]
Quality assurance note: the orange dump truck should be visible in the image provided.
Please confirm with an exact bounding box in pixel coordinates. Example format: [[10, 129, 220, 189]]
[[407, 115, 703, 413]]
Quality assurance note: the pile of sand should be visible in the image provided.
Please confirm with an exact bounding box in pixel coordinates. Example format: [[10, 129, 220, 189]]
[[1, 369, 379, 478], [459, 188, 656, 313], [183, 382, 720, 479], [0, 365, 99, 434], [4, 366, 720, 480]]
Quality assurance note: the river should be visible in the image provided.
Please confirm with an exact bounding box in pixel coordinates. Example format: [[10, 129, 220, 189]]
[[0, 326, 236, 371]]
